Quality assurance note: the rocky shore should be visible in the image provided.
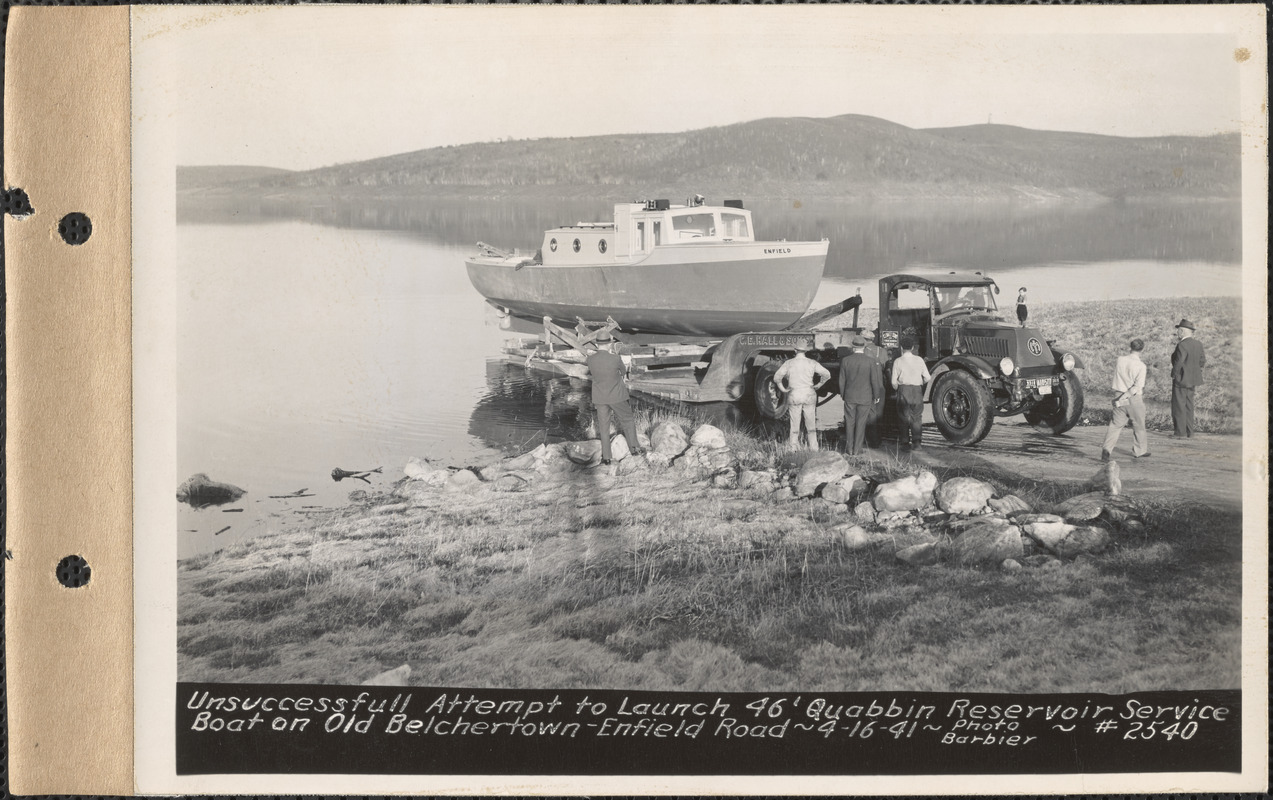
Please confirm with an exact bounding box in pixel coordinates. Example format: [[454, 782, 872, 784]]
[[178, 413, 1238, 691]]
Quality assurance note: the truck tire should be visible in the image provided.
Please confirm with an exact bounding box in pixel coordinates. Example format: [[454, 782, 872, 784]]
[[753, 360, 789, 420], [931, 370, 994, 446], [1024, 370, 1085, 434]]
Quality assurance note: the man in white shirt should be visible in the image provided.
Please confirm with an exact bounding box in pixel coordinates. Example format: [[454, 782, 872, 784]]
[[774, 349, 831, 449], [1101, 338, 1149, 460], [890, 336, 931, 449]]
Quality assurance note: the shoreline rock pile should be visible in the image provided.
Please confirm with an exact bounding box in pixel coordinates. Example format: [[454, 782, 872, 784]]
[[394, 420, 1148, 569]]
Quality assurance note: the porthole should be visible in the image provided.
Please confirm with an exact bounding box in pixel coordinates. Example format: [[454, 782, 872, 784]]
[[598, 239, 608, 254], [549, 238, 558, 252], [573, 238, 581, 253]]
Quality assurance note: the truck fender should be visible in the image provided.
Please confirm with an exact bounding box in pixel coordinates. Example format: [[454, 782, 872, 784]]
[[929, 355, 997, 382], [1050, 347, 1085, 369]]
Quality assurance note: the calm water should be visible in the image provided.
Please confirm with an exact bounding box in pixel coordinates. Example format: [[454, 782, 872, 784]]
[[176, 198, 1241, 557]]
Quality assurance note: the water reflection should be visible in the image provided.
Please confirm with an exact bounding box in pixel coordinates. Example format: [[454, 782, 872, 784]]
[[467, 360, 788, 456], [177, 194, 1241, 279]]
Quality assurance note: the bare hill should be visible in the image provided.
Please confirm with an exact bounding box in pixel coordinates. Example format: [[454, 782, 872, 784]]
[[178, 114, 1239, 202]]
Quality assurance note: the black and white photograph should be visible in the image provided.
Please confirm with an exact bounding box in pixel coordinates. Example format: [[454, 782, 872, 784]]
[[124, 4, 1266, 793]]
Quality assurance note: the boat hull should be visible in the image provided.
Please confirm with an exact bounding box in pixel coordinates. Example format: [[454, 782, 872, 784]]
[[466, 241, 828, 338]]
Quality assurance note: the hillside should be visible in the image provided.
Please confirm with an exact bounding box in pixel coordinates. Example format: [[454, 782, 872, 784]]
[[176, 165, 294, 192], [178, 114, 1240, 202]]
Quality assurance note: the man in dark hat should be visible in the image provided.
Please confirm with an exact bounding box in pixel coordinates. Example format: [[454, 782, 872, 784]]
[[585, 332, 644, 465], [1169, 318, 1206, 438], [838, 334, 883, 456]]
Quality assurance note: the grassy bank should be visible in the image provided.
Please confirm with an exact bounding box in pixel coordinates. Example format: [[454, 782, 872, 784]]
[[1031, 296, 1242, 434], [179, 415, 1241, 692]]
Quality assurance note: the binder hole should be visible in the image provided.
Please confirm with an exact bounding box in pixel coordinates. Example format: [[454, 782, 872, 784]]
[[56, 555, 91, 588], [2, 188, 34, 217], [58, 212, 92, 245]]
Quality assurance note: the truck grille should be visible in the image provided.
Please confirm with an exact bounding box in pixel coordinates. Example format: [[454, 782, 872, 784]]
[[962, 336, 1010, 359]]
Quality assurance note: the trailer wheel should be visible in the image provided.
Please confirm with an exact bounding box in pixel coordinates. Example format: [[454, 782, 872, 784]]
[[1024, 370, 1085, 434], [753, 361, 790, 420], [931, 370, 994, 446]]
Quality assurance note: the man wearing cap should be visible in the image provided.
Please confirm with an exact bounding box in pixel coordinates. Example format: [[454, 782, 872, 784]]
[[1170, 318, 1206, 438], [838, 335, 883, 456], [585, 332, 644, 465], [891, 336, 931, 450], [1101, 338, 1149, 460], [773, 349, 831, 449]]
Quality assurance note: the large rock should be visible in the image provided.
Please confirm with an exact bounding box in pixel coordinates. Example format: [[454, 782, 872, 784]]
[[404, 457, 441, 481], [564, 440, 603, 465], [836, 524, 876, 550], [678, 444, 737, 475], [952, 519, 1024, 565], [504, 447, 543, 471], [989, 494, 1032, 516], [1014, 512, 1064, 526], [443, 469, 481, 493], [177, 473, 246, 508], [1023, 521, 1110, 558], [1055, 492, 1107, 522], [823, 475, 868, 505], [794, 452, 851, 498], [1100, 494, 1145, 526], [610, 434, 632, 462], [873, 471, 938, 512], [1056, 526, 1111, 558], [689, 424, 728, 450], [896, 542, 941, 566], [935, 476, 996, 515], [532, 443, 576, 475], [1087, 461, 1122, 495], [649, 421, 689, 457], [362, 664, 411, 686], [852, 501, 876, 525]]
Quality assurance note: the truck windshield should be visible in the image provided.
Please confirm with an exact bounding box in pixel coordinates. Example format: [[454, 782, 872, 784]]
[[934, 285, 996, 314]]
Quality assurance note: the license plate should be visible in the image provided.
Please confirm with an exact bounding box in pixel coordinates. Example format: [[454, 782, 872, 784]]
[[1038, 384, 1052, 395]]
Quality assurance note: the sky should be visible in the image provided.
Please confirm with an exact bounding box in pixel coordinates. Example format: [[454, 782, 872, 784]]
[[134, 5, 1253, 172]]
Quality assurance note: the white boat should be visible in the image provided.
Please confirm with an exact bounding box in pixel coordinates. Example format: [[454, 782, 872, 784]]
[[465, 197, 829, 338]]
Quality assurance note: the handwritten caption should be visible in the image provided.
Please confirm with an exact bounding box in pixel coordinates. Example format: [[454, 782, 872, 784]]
[[186, 689, 1233, 747]]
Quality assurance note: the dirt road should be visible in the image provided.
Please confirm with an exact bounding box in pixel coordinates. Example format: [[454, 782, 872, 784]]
[[898, 420, 1245, 512]]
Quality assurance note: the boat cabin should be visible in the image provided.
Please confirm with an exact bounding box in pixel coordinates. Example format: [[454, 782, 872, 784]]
[[540, 198, 754, 265]]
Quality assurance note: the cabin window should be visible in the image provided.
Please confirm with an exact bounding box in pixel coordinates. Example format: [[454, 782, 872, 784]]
[[891, 285, 929, 311], [652, 221, 662, 245], [573, 238, 581, 253], [672, 213, 715, 239], [721, 213, 749, 239], [598, 239, 607, 253], [549, 238, 558, 252], [635, 222, 646, 251]]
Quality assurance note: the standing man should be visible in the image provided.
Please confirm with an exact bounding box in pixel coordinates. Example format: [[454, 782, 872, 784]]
[[1101, 338, 1149, 460], [1170, 318, 1206, 438], [838, 335, 883, 456], [585, 332, 645, 465], [773, 349, 831, 449], [891, 336, 931, 450], [1016, 287, 1029, 327]]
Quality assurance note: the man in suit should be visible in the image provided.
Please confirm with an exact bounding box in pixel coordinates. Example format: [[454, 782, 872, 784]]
[[585, 332, 645, 465], [838, 335, 883, 456], [1170, 318, 1206, 438]]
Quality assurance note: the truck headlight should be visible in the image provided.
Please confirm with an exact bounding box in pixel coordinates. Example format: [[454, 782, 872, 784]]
[[1061, 353, 1076, 371], [999, 357, 1015, 376]]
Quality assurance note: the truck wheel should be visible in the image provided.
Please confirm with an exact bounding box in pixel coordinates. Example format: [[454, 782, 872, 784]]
[[1024, 370, 1085, 434], [931, 370, 994, 446], [753, 361, 790, 420]]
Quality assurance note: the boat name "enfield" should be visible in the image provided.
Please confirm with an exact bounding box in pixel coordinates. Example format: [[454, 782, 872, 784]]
[[740, 335, 806, 347], [763, 247, 793, 254]]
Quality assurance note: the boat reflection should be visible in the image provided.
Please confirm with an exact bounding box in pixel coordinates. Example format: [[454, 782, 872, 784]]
[[468, 360, 786, 456]]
